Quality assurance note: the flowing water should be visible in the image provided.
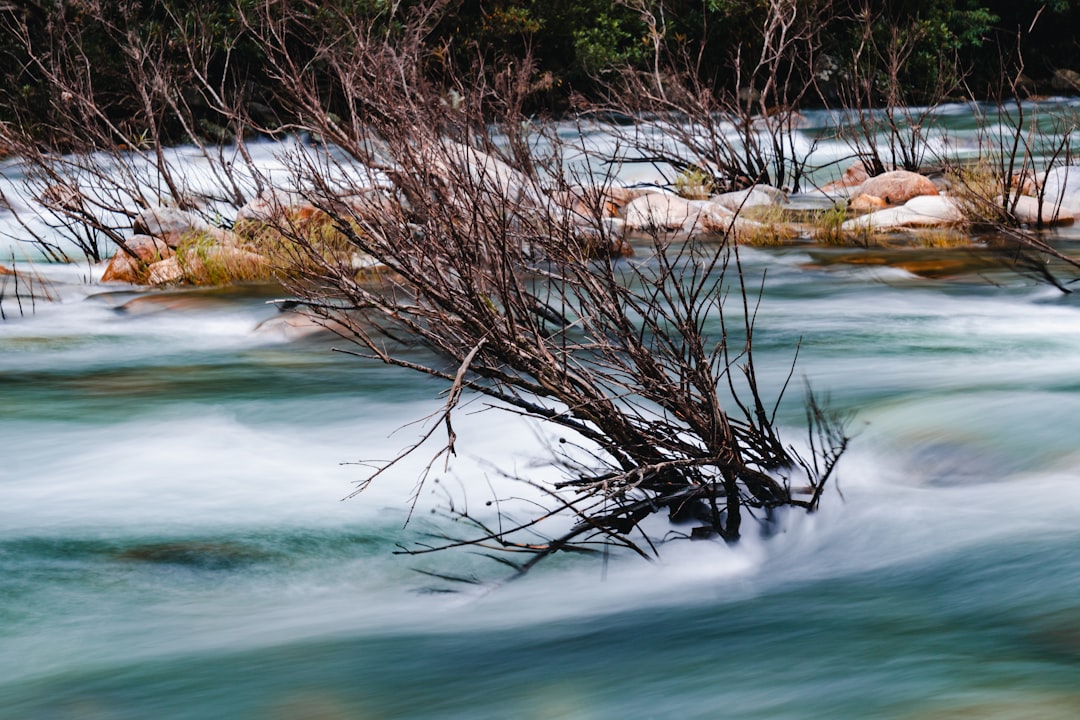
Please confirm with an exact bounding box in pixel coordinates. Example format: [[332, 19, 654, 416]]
[[4, 105, 1080, 719]]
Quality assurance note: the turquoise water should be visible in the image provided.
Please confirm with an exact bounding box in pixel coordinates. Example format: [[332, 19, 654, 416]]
[[5, 111, 1080, 718]]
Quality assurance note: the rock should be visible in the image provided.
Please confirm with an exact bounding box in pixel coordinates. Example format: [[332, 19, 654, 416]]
[[904, 195, 965, 222], [100, 235, 174, 283], [850, 194, 886, 211], [147, 256, 184, 285], [236, 186, 401, 228], [619, 192, 788, 240], [1041, 166, 1080, 213], [439, 139, 539, 207], [1010, 171, 1040, 196], [710, 185, 787, 212], [134, 207, 211, 237], [820, 162, 870, 195], [1051, 68, 1080, 93], [598, 186, 656, 211], [0, 264, 13, 276], [133, 207, 235, 248], [37, 183, 84, 212], [234, 189, 314, 224], [842, 195, 963, 231], [859, 170, 939, 206], [621, 192, 709, 231], [1001, 195, 1075, 226], [123, 234, 174, 263]]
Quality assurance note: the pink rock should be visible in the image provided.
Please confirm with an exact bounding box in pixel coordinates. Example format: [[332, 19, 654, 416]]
[[859, 171, 939, 206], [101, 235, 174, 283]]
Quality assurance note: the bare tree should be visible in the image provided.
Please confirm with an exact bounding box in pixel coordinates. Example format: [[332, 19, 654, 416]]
[[236, 0, 848, 575], [585, 0, 831, 195], [2, 0, 849, 577], [826, 2, 965, 176]]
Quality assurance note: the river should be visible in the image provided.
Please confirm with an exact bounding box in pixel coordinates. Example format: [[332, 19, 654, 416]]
[[3, 105, 1080, 718]]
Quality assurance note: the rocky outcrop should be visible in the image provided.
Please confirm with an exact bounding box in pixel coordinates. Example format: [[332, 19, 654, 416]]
[[105, 205, 277, 286], [438, 139, 540, 207], [234, 189, 316, 224], [620, 191, 778, 238], [571, 218, 633, 258], [858, 170, 939, 206]]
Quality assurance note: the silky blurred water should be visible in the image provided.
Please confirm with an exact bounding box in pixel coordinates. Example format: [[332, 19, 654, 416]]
[[4, 108, 1080, 718]]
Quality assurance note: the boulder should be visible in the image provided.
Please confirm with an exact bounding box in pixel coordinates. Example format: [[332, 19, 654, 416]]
[[134, 207, 210, 237], [598, 186, 656, 212], [147, 257, 184, 285], [621, 192, 711, 231], [619, 193, 790, 240], [438, 139, 539, 207], [236, 186, 402, 228], [1040, 166, 1080, 213], [123, 234, 174, 263], [849, 194, 886, 212], [1014, 73, 1038, 98], [842, 195, 964, 232], [1010, 171, 1040, 197], [858, 170, 939, 206], [1001, 195, 1075, 226], [820, 162, 870, 195], [234, 188, 315, 224], [1051, 68, 1080, 93], [710, 185, 787, 212], [100, 235, 174, 283]]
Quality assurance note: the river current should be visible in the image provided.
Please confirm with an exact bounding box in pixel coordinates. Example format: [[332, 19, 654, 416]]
[[3, 105, 1080, 718]]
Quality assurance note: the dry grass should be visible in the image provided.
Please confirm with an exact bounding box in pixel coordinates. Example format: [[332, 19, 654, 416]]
[[174, 231, 274, 286]]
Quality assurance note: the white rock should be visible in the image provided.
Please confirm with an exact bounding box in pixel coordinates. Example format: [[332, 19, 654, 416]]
[[842, 194, 963, 231], [621, 193, 732, 232], [1040, 166, 1080, 214], [999, 195, 1074, 225], [710, 185, 787, 212]]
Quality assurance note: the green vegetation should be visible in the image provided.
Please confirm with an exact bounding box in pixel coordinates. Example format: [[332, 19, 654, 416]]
[[3, 1, 1078, 140]]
